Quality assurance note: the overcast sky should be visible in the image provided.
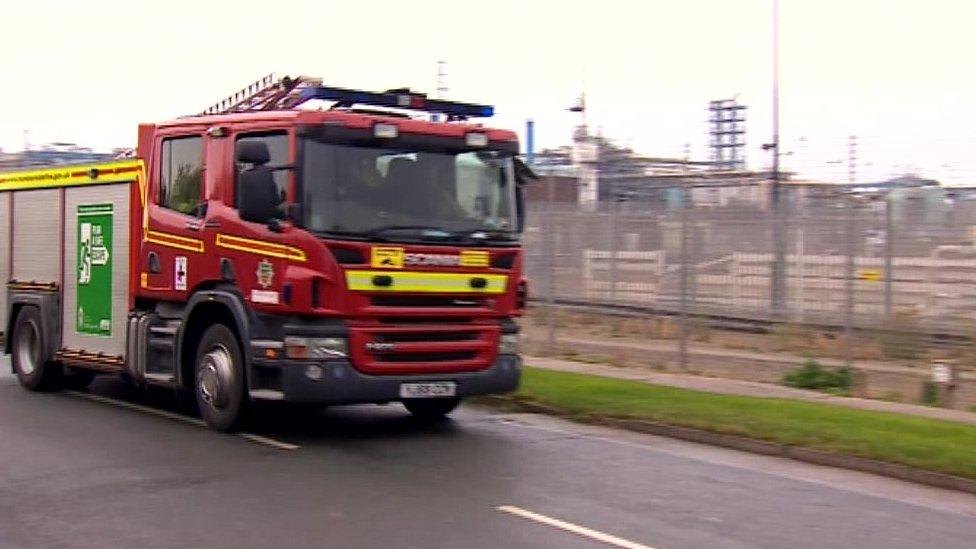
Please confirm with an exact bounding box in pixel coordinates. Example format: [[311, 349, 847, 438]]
[[2, 0, 975, 184]]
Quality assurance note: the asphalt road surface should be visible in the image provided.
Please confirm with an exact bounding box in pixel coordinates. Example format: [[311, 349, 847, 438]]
[[1, 356, 975, 549]]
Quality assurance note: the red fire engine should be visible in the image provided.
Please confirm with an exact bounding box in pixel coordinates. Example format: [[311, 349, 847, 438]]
[[1, 75, 530, 431]]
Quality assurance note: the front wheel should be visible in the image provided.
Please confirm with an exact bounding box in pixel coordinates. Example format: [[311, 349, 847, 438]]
[[402, 397, 460, 421], [11, 306, 61, 391], [194, 324, 246, 432]]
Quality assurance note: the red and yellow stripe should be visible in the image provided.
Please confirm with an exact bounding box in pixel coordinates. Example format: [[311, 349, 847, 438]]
[[215, 234, 306, 262], [144, 230, 205, 253]]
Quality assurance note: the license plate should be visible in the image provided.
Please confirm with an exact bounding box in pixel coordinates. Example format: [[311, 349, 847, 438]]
[[399, 382, 457, 399]]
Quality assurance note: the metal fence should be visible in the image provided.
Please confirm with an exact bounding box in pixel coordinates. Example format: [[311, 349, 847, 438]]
[[523, 187, 976, 407]]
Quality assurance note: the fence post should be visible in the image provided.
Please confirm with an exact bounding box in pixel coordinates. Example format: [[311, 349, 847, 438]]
[[609, 197, 620, 303], [679, 186, 690, 372], [546, 202, 557, 354], [795, 218, 805, 322], [884, 193, 893, 318], [844, 194, 856, 371]]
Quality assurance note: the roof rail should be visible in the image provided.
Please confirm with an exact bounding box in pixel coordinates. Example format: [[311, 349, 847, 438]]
[[295, 86, 493, 119], [197, 75, 493, 120]]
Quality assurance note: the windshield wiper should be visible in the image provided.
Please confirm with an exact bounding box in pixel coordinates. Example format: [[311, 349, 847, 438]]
[[329, 225, 516, 244], [360, 225, 457, 241], [453, 229, 518, 242]]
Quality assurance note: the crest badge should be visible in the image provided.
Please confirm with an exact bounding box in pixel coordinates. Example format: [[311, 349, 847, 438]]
[[256, 259, 274, 288]]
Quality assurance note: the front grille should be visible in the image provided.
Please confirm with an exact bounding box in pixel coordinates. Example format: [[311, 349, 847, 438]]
[[371, 295, 487, 308], [330, 247, 365, 264], [374, 332, 478, 343], [375, 352, 476, 363], [492, 253, 517, 269], [350, 322, 499, 375], [378, 317, 472, 325]]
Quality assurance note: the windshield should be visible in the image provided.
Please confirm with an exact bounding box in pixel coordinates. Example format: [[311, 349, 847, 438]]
[[301, 140, 518, 240]]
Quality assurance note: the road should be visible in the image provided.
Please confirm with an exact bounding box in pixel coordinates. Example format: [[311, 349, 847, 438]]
[[1, 356, 975, 549]]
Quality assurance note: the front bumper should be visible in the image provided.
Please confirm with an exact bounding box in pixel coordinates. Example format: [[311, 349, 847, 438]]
[[248, 355, 521, 404]]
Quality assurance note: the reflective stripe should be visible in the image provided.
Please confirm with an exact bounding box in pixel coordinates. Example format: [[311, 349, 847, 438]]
[[345, 270, 508, 294], [145, 230, 205, 253], [215, 234, 307, 262], [0, 160, 143, 192], [459, 250, 490, 267]]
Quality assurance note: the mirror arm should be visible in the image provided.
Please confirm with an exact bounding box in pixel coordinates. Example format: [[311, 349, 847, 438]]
[[267, 218, 285, 233]]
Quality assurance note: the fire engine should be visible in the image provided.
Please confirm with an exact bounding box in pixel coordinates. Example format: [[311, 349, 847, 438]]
[[0, 75, 530, 431]]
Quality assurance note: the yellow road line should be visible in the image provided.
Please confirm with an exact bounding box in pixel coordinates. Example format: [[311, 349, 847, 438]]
[[496, 505, 655, 549]]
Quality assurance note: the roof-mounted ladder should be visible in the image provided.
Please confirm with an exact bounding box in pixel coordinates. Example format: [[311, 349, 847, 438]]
[[198, 74, 493, 120], [200, 73, 323, 115]]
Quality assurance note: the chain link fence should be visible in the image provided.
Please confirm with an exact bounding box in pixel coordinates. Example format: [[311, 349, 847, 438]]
[[522, 185, 976, 410]]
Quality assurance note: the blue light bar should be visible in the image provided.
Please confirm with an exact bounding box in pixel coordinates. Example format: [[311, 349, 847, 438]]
[[295, 86, 494, 118]]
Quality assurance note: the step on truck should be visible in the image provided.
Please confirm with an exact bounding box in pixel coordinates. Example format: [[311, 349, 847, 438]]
[[0, 75, 531, 431]]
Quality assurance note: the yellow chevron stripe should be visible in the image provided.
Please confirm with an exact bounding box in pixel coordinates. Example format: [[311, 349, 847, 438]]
[[215, 234, 307, 262], [345, 270, 508, 294], [144, 230, 205, 253]]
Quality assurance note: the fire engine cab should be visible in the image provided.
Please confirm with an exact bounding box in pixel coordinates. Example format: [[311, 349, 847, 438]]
[[0, 75, 529, 431]]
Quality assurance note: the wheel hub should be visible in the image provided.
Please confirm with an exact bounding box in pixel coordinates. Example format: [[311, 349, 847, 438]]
[[198, 344, 234, 409], [16, 320, 40, 376]]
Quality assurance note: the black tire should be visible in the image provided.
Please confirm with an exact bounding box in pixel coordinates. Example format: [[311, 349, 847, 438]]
[[62, 368, 97, 391], [194, 324, 247, 432], [11, 306, 61, 391], [403, 397, 461, 421]]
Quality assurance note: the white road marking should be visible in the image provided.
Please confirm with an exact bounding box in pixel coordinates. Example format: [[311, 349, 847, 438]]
[[497, 505, 655, 549], [238, 432, 301, 451], [491, 414, 976, 519], [66, 391, 206, 427], [64, 391, 300, 451]]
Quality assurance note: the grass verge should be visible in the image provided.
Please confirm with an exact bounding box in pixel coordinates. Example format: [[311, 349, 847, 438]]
[[507, 367, 976, 481]]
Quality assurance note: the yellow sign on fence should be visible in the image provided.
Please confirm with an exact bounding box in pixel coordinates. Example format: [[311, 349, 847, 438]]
[[858, 269, 883, 282]]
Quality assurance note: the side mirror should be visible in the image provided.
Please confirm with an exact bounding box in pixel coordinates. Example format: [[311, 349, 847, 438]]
[[513, 158, 535, 233], [514, 157, 538, 185], [516, 185, 526, 233]]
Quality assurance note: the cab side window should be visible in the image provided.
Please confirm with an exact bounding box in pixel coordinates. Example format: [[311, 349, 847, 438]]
[[160, 136, 204, 216], [235, 132, 289, 204]]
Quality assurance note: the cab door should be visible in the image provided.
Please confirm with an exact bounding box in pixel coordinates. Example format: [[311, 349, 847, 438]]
[[140, 133, 207, 299], [216, 131, 293, 309]]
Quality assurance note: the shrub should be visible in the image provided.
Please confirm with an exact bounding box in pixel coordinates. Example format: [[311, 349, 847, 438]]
[[921, 381, 939, 407], [783, 359, 852, 394]]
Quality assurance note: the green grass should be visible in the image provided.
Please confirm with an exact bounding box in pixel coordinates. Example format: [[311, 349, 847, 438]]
[[514, 367, 976, 480]]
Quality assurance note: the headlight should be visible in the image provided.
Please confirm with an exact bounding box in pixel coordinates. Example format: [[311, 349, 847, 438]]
[[373, 123, 399, 139], [499, 333, 520, 355], [284, 337, 348, 359]]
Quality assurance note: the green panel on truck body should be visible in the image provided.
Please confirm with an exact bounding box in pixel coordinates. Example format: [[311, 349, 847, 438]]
[[76, 203, 113, 337]]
